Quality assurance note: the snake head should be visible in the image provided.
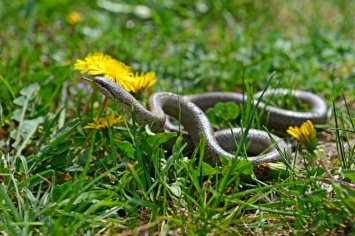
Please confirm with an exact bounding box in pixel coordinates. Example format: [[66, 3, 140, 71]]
[[93, 77, 136, 114], [93, 77, 122, 100]]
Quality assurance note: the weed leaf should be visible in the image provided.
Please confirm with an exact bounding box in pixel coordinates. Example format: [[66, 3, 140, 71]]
[[49, 118, 81, 148]]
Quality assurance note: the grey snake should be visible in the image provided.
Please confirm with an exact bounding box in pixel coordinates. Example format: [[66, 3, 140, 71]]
[[92, 77, 328, 178]]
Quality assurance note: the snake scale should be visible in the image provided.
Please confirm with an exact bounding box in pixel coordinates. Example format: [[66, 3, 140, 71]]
[[93, 77, 328, 178]]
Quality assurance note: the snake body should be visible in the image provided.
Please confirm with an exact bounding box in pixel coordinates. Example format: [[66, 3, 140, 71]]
[[93, 77, 328, 178]]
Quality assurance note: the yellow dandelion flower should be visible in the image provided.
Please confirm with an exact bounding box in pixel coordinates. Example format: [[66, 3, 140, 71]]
[[84, 112, 124, 130], [287, 120, 318, 152], [74, 53, 134, 92], [126, 72, 156, 93], [66, 11, 82, 25], [74, 52, 156, 93], [74, 52, 131, 77]]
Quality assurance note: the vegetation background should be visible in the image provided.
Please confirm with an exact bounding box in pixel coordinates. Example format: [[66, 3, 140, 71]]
[[1, 0, 354, 235]]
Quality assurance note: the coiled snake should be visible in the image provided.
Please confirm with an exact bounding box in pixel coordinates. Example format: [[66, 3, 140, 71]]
[[93, 77, 328, 178]]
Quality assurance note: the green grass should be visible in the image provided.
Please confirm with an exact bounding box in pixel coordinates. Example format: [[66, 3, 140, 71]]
[[1, 0, 355, 235]]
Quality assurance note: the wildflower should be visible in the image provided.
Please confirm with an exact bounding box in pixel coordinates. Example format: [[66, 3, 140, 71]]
[[74, 53, 132, 90], [74, 53, 130, 77], [74, 52, 156, 93], [66, 11, 82, 25], [126, 72, 156, 93], [287, 120, 318, 152], [84, 112, 124, 130]]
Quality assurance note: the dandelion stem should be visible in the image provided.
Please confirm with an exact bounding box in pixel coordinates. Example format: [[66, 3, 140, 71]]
[[297, 174, 355, 189], [319, 159, 335, 181], [98, 97, 108, 119], [81, 89, 95, 117]]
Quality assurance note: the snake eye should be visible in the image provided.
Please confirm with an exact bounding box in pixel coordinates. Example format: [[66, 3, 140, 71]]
[[93, 77, 111, 90]]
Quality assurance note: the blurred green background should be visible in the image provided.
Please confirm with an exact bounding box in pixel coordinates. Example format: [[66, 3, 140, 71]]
[[1, 1, 354, 109]]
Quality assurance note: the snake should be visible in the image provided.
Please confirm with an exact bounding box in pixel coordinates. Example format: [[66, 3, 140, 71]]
[[92, 76, 328, 178]]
